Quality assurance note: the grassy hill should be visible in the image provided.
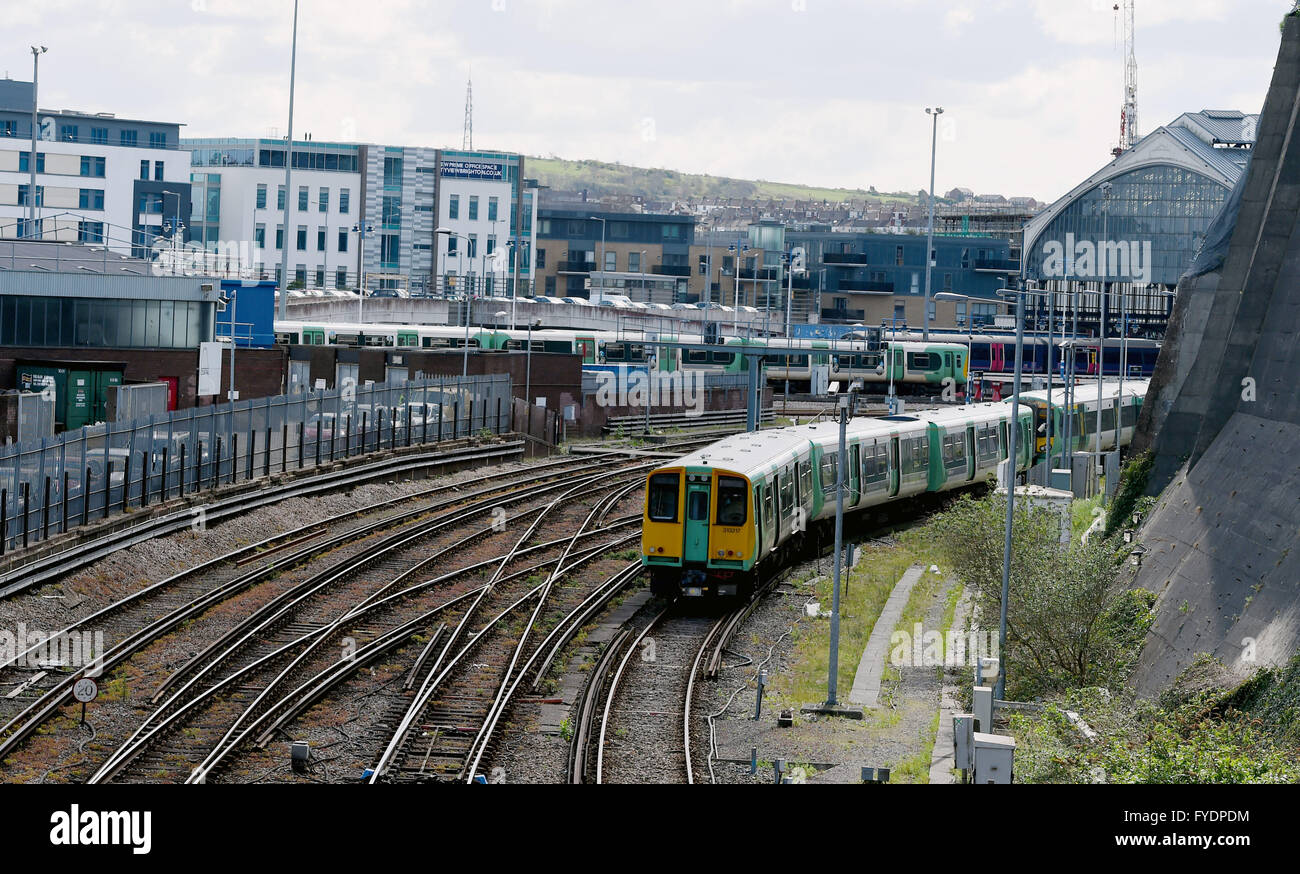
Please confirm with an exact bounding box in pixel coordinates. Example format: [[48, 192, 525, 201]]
[[526, 156, 918, 206]]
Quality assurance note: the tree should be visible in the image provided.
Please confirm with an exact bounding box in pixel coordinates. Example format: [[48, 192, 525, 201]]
[[931, 492, 1150, 698]]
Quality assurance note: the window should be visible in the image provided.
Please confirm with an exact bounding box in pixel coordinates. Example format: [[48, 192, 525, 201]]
[[536, 248, 546, 270], [90, 127, 108, 145], [315, 266, 325, 288], [604, 251, 617, 272], [943, 273, 953, 291], [275, 225, 284, 250], [137, 192, 162, 214], [336, 268, 348, 289], [296, 225, 307, 251], [339, 188, 350, 214], [467, 234, 477, 259], [256, 184, 267, 209], [319, 187, 329, 212], [716, 476, 748, 526], [448, 194, 459, 220], [447, 236, 458, 255], [255, 224, 266, 249], [78, 155, 105, 177], [17, 185, 43, 207], [154, 160, 164, 181], [662, 224, 683, 240], [647, 473, 680, 522], [277, 185, 286, 211], [19, 151, 45, 173], [317, 228, 326, 251], [896, 245, 904, 266], [382, 195, 401, 227], [298, 186, 308, 211], [295, 265, 306, 285], [77, 221, 104, 243], [820, 455, 839, 496], [629, 251, 642, 273], [778, 472, 794, 518], [380, 233, 400, 268], [338, 228, 348, 252], [383, 156, 403, 186], [78, 189, 105, 210], [687, 489, 710, 522], [487, 235, 496, 256], [468, 196, 479, 221], [139, 159, 149, 180], [488, 196, 498, 222], [149, 131, 166, 149], [60, 124, 78, 142], [120, 130, 138, 148]]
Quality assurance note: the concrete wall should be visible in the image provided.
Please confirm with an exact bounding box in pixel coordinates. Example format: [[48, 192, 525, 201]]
[[1129, 18, 1300, 693]]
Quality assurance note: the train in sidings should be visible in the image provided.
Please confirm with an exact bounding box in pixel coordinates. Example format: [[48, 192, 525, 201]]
[[640, 380, 1148, 598]]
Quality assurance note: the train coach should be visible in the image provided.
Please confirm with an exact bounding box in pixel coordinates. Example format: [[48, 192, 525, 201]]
[[642, 383, 1145, 599]]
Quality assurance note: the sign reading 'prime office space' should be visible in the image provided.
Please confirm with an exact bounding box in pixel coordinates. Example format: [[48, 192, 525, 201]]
[[440, 160, 505, 180]]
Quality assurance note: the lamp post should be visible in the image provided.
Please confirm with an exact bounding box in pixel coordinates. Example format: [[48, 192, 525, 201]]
[[28, 46, 47, 239], [1096, 181, 1112, 504], [436, 227, 472, 376], [729, 238, 750, 334], [923, 106, 944, 342], [352, 222, 373, 324], [992, 279, 1035, 701], [278, 0, 299, 322]]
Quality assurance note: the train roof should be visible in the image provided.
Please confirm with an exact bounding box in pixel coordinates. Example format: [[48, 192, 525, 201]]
[[671, 428, 812, 477], [1018, 379, 1150, 406]]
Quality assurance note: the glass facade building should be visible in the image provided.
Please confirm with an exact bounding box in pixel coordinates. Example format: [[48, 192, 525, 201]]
[[1026, 165, 1231, 287], [0, 295, 211, 349]]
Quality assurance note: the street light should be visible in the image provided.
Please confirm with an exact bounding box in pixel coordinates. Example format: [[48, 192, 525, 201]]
[[437, 227, 473, 377], [728, 238, 751, 334], [278, 0, 300, 322], [923, 107, 944, 342], [352, 222, 374, 324], [1096, 181, 1113, 504], [28, 46, 47, 239], [589, 216, 607, 287]]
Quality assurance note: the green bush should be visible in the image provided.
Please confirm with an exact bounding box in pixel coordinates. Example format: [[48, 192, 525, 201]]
[[1105, 450, 1153, 538]]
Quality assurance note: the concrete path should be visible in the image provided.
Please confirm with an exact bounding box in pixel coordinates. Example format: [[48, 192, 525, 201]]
[[847, 564, 925, 707], [929, 588, 972, 785]]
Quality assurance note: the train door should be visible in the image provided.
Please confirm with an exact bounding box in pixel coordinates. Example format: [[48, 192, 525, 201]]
[[965, 426, 976, 482], [991, 343, 1006, 373], [684, 478, 711, 564], [577, 337, 598, 364], [999, 421, 1009, 460], [888, 437, 900, 497], [849, 443, 861, 506], [762, 483, 777, 554], [754, 484, 764, 557]]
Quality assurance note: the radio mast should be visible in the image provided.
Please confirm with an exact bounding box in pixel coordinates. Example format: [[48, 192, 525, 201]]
[[1113, 1, 1138, 156], [463, 71, 474, 151]]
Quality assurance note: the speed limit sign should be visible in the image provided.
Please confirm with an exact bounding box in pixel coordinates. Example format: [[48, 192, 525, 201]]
[[73, 678, 97, 723], [73, 678, 98, 703]]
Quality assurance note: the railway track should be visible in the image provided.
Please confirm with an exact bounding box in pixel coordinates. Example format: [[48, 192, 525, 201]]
[[568, 570, 786, 785]]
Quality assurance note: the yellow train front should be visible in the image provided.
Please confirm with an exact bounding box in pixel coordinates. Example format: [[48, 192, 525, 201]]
[[642, 463, 758, 599]]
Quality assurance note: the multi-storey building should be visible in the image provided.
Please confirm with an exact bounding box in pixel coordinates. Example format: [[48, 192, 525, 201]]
[[0, 78, 191, 257], [184, 139, 537, 295], [533, 207, 694, 300]]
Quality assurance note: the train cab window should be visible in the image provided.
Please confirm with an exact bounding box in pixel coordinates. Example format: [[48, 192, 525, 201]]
[[687, 489, 710, 522], [716, 476, 748, 527], [647, 474, 680, 523]]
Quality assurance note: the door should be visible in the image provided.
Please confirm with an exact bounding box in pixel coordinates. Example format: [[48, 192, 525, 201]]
[[849, 443, 861, 505], [888, 437, 900, 497], [577, 337, 597, 364], [683, 480, 711, 564], [965, 426, 976, 481], [159, 376, 179, 411]]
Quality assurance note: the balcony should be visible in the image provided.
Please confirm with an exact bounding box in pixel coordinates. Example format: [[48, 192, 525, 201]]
[[823, 252, 870, 266], [651, 264, 691, 277], [558, 260, 596, 273], [822, 308, 867, 323], [836, 279, 894, 293], [974, 258, 1021, 273]]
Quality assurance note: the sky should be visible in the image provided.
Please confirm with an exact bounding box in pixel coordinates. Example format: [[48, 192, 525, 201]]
[[0, 0, 1286, 203]]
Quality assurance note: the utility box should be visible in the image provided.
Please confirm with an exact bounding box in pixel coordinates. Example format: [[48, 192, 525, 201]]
[[1070, 452, 1095, 499], [973, 685, 994, 734], [976, 657, 1000, 687], [973, 732, 1016, 784], [953, 713, 976, 773], [811, 365, 831, 396], [1104, 451, 1121, 499]]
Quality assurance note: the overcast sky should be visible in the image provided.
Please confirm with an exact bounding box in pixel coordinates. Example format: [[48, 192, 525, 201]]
[[1, 0, 1285, 202]]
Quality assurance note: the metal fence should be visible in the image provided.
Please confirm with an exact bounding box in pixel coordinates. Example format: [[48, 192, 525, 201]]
[[0, 373, 512, 554], [109, 383, 172, 423], [15, 392, 55, 445]]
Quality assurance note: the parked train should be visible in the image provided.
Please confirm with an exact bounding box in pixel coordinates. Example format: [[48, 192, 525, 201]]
[[641, 379, 1148, 598], [272, 319, 1157, 395]]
